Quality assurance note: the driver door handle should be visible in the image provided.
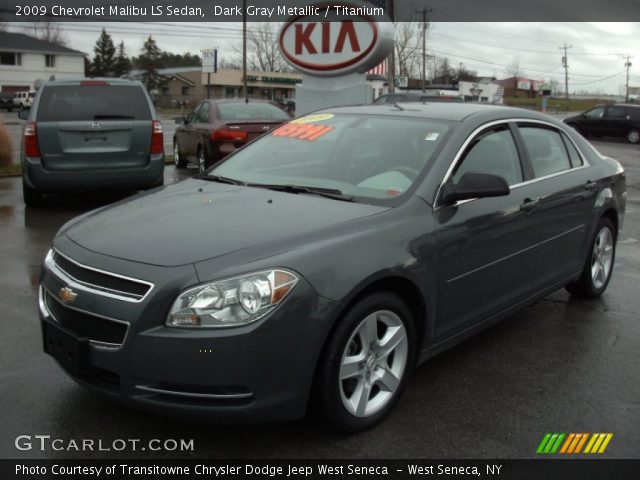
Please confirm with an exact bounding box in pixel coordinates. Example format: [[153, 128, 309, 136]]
[[520, 197, 539, 213]]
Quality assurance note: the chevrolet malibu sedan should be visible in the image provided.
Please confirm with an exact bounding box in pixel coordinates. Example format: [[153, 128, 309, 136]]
[[39, 103, 626, 432]]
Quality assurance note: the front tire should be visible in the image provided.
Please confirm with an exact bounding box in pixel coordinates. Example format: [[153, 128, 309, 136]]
[[173, 140, 187, 169], [566, 217, 616, 298], [316, 292, 416, 432]]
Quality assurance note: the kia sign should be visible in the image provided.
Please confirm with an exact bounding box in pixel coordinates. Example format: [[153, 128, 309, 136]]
[[279, 2, 394, 77]]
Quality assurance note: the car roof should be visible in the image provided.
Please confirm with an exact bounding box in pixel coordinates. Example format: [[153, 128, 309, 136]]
[[319, 102, 548, 122], [42, 78, 143, 86]]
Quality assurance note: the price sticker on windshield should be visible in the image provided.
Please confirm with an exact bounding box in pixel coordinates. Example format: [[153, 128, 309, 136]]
[[272, 123, 334, 142]]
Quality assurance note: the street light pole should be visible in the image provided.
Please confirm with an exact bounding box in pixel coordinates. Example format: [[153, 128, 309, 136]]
[[416, 6, 431, 93], [624, 55, 632, 103]]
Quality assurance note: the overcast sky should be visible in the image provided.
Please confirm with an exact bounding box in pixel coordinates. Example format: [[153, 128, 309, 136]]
[[7, 22, 639, 94]]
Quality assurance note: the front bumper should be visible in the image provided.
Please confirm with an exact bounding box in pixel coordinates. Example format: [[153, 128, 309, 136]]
[[39, 240, 337, 423]]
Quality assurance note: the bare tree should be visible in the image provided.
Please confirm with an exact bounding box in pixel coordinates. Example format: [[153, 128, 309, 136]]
[[506, 58, 521, 78], [232, 23, 288, 72], [394, 22, 426, 78], [23, 22, 68, 46]]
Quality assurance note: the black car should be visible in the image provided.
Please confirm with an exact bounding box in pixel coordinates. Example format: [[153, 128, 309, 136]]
[[564, 103, 640, 143], [0, 92, 14, 112], [39, 103, 625, 432]]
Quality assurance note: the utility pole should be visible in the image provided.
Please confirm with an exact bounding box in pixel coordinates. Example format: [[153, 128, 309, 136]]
[[386, 0, 396, 93], [416, 6, 431, 93], [242, 0, 248, 103], [560, 43, 572, 100], [624, 55, 633, 102]]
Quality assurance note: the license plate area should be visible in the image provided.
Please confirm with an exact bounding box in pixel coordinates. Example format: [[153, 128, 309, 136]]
[[43, 321, 91, 376]]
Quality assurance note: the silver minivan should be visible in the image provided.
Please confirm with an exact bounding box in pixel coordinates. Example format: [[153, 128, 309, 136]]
[[20, 79, 165, 206]]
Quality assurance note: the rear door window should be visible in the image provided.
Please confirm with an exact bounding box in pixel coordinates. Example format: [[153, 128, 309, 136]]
[[37, 85, 151, 122], [518, 125, 572, 178], [605, 106, 628, 119]]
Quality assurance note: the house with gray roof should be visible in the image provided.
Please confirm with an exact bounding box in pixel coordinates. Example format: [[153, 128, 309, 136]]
[[0, 31, 85, 93]]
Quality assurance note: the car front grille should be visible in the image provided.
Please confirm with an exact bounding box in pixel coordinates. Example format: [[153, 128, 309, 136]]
[[51, 251, 152, 301], [44, 290, 128, 346]]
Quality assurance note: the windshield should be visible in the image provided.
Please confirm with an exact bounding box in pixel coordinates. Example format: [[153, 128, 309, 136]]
[[210, 113, 450, 200]]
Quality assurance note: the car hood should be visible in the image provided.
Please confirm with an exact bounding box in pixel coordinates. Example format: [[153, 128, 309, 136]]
[[63, 179, 389, 267]]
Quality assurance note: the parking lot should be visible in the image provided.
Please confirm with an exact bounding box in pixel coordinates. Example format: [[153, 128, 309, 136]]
[[0, 119, 638, 459]]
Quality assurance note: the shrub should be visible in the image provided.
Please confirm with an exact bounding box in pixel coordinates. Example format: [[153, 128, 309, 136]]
[[0, 115, 13, 168]]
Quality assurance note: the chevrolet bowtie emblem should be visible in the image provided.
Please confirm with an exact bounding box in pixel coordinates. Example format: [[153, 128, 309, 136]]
[[58, 287, 78, 304]]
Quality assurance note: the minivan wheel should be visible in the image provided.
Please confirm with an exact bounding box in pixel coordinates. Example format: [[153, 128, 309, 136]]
[[22, 178, 43, 207], [317, 292, 416, 432], [173, 141, 187, 169], [627, 129, 640, 144], [566, 217, 616, 298]]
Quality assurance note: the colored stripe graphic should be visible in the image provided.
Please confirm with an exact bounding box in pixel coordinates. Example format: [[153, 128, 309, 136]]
[[538, 433, 613, 454], [537, 433, 565, 454]]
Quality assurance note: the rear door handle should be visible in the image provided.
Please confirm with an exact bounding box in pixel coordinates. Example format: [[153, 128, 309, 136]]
[[585, 180, 599, 191], [520, 197, 539, 213]]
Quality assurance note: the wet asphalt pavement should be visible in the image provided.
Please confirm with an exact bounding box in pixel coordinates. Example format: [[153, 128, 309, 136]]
[[0, 141, 638, 460]]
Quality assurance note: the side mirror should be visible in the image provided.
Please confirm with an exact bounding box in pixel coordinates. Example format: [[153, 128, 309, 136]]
[[174, 116, 186, 125], [441, 172, 510, 204], [18, 109, 29, 120]]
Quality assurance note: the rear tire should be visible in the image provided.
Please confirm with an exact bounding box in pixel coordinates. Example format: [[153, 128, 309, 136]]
[[22, 178, 42, 207], [627, 129, 640, 144], [316, 292, 416, 432], [173, 140, 187, 169], [566, 217, 616, 298]]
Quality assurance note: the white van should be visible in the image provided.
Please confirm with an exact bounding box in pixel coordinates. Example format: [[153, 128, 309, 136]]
[[13, 91, 35, 108]]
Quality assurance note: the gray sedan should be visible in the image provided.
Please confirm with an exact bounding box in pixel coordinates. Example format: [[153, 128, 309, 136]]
[[38, 103, 625, 432]]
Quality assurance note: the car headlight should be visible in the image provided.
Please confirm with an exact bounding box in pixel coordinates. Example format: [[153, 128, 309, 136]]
[[166, 269, 299, 328]]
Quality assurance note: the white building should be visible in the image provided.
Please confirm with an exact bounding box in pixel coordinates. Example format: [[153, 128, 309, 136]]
[[0, 32, 85, 93], [458, 79, 504, 104]]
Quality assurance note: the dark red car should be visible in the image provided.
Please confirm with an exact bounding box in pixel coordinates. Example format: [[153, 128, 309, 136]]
[[173, 99, 291, 172]]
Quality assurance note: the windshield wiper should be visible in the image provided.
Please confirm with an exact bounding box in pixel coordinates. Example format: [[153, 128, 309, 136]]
[[197, 174, 245, 185], [93, 114, 135, 120], [246, 183, 354, 202]]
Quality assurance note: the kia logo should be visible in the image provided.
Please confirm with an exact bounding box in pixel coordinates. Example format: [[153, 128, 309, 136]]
[[278, 2, 394, 77]]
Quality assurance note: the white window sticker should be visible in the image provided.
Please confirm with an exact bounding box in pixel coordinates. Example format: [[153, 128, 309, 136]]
[[425, 132, 440, 141]]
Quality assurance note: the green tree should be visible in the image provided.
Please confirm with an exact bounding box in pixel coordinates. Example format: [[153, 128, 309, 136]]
[[113, 41, 132, 78], [138, 36, 162, 92], [91, 29, 116, 77]]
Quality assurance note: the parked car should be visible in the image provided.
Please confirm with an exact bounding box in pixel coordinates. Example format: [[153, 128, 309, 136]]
[[0, 92, 15, 112], [39, 103, 625, 432], [173, 99, 291, 172], [20, 78, 165, 206], [13, 90, 36, 109], [374, 91, 464, 104], [564, 103, 640, 143]]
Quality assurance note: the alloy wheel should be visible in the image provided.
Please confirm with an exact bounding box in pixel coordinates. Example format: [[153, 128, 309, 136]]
[[628, 130, 640, 144], [591, 226, 614, 290], [198, 148, 206, 173], [173, 142, 180, 166], [339, 310, 408, 418]]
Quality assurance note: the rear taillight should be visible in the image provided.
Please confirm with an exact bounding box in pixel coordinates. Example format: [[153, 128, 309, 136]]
[[150, 120, 163, 154], [24, 122, 40, 157], [212, 129, 248, 143]]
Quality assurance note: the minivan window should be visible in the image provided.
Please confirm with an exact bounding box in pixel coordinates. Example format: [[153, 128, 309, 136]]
[[217, 103, 290, 121], [211, 114, 450, 200], [36, 85, 151, 122], [585, 107, 604, 119], [606, 106, 627, 118], [519, 126, 572, 178]]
